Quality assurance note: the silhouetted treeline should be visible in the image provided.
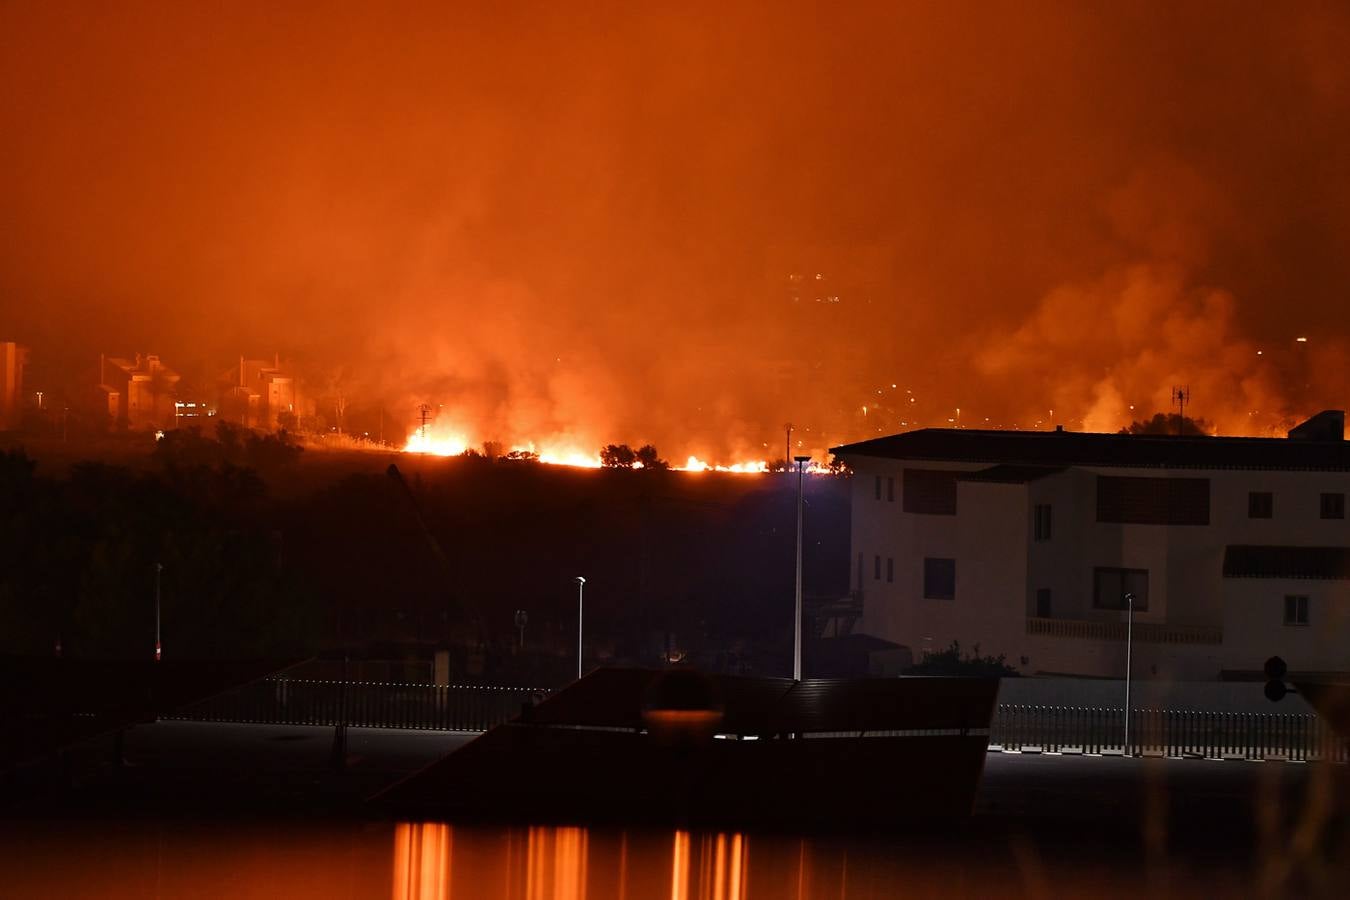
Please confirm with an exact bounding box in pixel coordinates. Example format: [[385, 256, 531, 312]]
[[0, 438, 851, 681], [0, 446, 315, 660], [1119, 413, 1212, 436]]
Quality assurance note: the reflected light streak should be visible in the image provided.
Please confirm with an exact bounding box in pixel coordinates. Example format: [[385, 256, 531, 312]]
[[669, 830, 746, 900], [392, 822, 452, 900], [526, 825, 588, 900], [671, 831, 690, 900]]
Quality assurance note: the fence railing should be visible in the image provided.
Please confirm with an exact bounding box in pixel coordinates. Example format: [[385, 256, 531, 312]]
[[991, 704, 1348, 762], [1026, 616, 1223, 645], [166, 678, 548, 732], [168, 682, 1350, 764]]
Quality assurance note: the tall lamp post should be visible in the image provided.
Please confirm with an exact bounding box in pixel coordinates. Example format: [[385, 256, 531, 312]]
[[1123, 592, 1135, 755], [793, 455, 811, 681], [574, 576, 586, 681], [154, 562, 163, 662]]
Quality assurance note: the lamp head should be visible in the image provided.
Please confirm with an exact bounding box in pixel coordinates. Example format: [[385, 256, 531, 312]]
[[575, 576, 586, 584]]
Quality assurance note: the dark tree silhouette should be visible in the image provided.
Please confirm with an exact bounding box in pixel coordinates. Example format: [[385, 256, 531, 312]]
[[635, 444, 669, 470], [600, 444, 637, 468], [1119, 413, 1211, 436]]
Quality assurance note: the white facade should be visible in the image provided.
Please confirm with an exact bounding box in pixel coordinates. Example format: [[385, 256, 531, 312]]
[[837, 426, 1350, 680]]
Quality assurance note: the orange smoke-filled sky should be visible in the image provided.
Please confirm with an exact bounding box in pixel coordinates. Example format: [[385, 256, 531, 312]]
[[2, 1, 1349, 456]]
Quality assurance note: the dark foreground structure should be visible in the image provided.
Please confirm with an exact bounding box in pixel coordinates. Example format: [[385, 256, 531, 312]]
[[380, 668, 999, 828], [0, 656, 295, 793]]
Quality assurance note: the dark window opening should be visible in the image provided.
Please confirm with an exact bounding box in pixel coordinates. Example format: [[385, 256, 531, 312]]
[[1034, 504, 1052, 541], [923, 557, 956, 600], [1249, 491, 1273, 519], [874, 554, 881, 581], [1036, 588, 1052, 618], [1097, 476, 1209, 525], [887, 477, 895, 502], [874, 476, 882, 501], [1284, 595, 1309, 626], [904, 469, 958, 515], [886, 557, 894, 583], [1320, 493, 1345, 520], [1093, 567, 1149, 611]]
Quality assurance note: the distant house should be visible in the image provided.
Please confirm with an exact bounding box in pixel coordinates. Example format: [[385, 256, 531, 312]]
[[0, 341, 27, 431], [217, 355, 305, 431], [98, 353, 180, 430], [832, 411, 1350, 680]]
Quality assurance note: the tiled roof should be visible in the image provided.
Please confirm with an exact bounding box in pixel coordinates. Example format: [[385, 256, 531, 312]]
[[833, 428, 1350, 472], [955, 464, 1066, 483]]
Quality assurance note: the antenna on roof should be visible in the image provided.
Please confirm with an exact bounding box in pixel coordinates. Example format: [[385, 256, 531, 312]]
[[1171, 386, 1191, 435]]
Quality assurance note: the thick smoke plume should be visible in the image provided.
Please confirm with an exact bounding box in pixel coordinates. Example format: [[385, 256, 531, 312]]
[[3, 3, 1350, 457]]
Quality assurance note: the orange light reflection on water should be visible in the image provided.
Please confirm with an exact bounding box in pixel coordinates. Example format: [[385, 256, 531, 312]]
[[395, 824, 748, 900]]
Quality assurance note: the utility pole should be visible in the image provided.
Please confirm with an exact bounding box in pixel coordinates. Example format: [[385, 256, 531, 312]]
[[793, 455, 810, 680], [417, 403, 433, 442], [1123, 592, 1134, 755], [575, 577, 586, 681], [784, 423, 793, 469]]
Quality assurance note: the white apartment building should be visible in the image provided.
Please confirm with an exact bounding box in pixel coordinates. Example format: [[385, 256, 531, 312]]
[[832, 412, 1350, 680]]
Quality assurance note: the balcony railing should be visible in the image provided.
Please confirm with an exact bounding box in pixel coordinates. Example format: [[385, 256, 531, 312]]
[[1026, 616, 1222, 645]]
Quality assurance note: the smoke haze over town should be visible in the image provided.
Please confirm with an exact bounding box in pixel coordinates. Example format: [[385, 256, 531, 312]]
[[4, 1, 1350, 459]]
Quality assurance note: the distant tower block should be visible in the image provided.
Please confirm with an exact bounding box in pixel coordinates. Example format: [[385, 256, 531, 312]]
[[0, 342, 27, 430]]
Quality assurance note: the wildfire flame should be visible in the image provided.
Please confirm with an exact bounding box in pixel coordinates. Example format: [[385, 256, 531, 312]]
[[401, 432, 801, 473]]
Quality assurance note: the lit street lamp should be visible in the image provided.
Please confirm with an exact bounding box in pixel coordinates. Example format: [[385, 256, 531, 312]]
[[1123, 591, 1134, 755], [514, 609, 528, 649], [575, 576, 586, 681], [793, 455, 811, 681], [154, 562, 164, 662]]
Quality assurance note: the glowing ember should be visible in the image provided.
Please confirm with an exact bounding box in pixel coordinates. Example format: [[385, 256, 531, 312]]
[[533, 447, 603, 469], [677, 456, 770, 473], [403, 434, 792, 473], [404, 430, 469, 456]]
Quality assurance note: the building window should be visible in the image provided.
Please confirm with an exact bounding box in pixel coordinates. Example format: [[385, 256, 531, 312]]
[[887, 477, 895, 502], [904, 469, 958, 515], [1092, 567, 1149, 611], [1096, 476, 1209, 525], [1036, 588, 1052, 618], [886, 557, 894, 583], [1248, 491, 1273, 519], [856, 552, 864, 590], [1284, 595, 1309, 626], [874, 555, 881, 581], [1320, 493, 1345, 520], [1033, 504, 1052, 541], [923, 557, 956, 600], [874, 476, 882, 501]]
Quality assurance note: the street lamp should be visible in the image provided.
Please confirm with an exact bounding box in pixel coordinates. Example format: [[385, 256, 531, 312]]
[[793, 455, 811, 681], [1123, 592, 1134, 755], [154, 562, 164, 662], [514, 609, 528, 649], [575, 576, 586, 681]]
